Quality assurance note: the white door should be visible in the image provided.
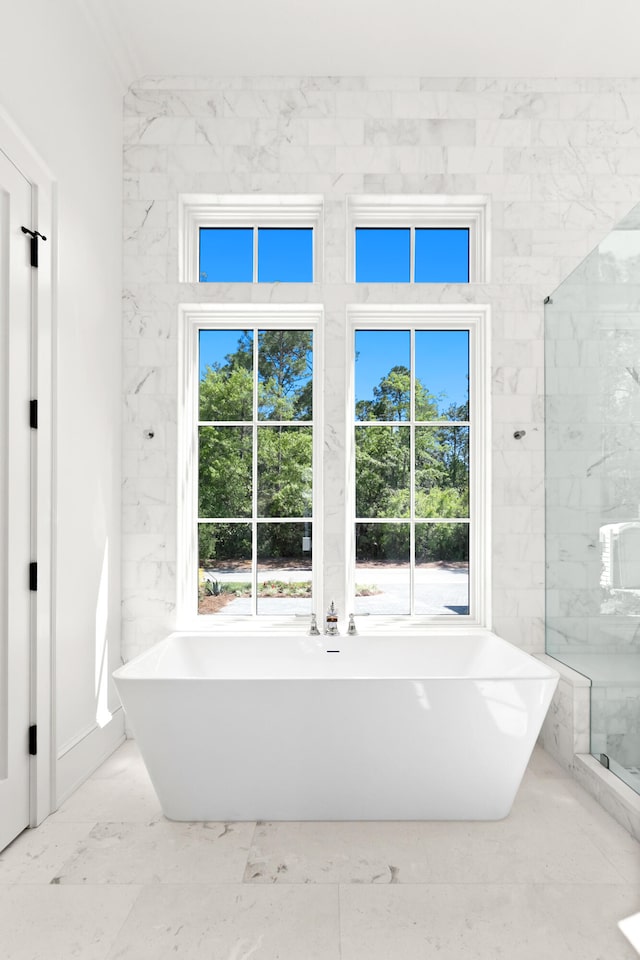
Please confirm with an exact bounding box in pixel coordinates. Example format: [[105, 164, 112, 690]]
[[0, 150, 33, 851]]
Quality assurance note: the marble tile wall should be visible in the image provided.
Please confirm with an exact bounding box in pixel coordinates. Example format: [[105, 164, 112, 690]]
[[122, 75, 640, 661], [535, 654, 590, 770]]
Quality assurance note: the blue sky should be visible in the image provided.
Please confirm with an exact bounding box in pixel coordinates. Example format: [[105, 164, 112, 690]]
[[354, 329, 469, 414], [199, 228, 313, 282], [355, 228, 469, 282], [200, 329, 250, 379], [200, 226, 469, 284]]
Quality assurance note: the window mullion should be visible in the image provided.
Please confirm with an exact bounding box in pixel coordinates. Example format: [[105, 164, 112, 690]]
[[253, 227, 258, 283], [410, 225, 415, 284]]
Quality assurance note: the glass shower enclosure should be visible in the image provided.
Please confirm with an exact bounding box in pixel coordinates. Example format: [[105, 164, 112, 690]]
[[545, 204, 640, 795]]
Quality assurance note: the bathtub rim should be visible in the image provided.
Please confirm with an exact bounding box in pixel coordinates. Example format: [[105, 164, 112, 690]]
[[113, 629, 560, 684]]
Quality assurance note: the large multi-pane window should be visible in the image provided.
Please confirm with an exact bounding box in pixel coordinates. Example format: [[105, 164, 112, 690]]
[[179, 196, 490, 625], [352, 325, 471, 616], [196, 322, 317, 616]]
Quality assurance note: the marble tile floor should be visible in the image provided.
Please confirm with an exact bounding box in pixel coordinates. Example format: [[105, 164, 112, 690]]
[[1, 740, 638, 960]]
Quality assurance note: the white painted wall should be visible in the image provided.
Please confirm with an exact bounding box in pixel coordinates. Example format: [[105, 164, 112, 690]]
[[121, 75, 640, 661], [0, 1, 125, 802]]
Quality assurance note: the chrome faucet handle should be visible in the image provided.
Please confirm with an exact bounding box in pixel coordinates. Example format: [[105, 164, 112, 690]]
[[347, 613, 357, 636], [308, 613, 320, 636]]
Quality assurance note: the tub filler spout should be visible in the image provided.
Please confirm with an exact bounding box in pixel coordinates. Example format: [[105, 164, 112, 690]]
[[325, 601, 339, 636]]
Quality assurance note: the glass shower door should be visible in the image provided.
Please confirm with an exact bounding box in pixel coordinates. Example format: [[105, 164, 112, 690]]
[[545, 204, 640, 794]]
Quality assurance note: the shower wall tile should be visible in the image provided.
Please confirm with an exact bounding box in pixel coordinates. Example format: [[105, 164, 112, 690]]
[[121, 76, 640, 661], [309, 118, 365, 145], [536, 656, 591, 770], [493, 616, 544, 653]]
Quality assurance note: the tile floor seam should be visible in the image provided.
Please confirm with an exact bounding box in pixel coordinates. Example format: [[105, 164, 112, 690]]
[[23, 879, 635, 887], [326, 879, 640, 887]]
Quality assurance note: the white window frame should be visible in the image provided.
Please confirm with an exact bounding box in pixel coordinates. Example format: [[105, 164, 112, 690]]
[[179, 194, 324, 283], [346, 304, 491, 628], [346, 195, 491, 283], [177, 303, 324, 629]]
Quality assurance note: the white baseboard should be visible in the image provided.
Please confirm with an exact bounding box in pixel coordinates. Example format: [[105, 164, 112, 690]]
[[55, 708, 126, 807]]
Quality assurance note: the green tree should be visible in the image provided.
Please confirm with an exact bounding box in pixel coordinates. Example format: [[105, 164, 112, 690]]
[[199, 426, 252, 519], [199, 337, 252, 422], [257, 329, 313, 420], [356, 364, 439, 422], [258, 426, 312, 518], [355, 372, 469, 563], [356, 426, 411, 518], [198, 329, 313, 563]]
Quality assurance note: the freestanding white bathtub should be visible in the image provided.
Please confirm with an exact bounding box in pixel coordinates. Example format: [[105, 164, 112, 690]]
[[113, 630, 558, 821]]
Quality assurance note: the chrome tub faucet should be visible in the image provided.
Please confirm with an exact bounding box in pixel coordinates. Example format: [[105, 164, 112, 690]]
[[325, 601, 339, 636]]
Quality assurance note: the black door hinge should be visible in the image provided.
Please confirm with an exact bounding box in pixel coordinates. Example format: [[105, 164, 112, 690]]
[[21, 226, 47, 268], [30, 399, 38, 429], [28, 725, 37, 756], [29, 562, 37, 591], [599, 753, 610, 769]]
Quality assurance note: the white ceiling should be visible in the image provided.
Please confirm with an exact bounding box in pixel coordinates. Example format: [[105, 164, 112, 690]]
[[83, 0, 640, 86]]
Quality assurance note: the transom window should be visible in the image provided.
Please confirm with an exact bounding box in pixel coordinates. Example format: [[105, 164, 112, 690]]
[[355, 227, 470, 282], [179, 194, 323, 283], [199, 228, 314, 282], [347, 194, 490, 283]]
